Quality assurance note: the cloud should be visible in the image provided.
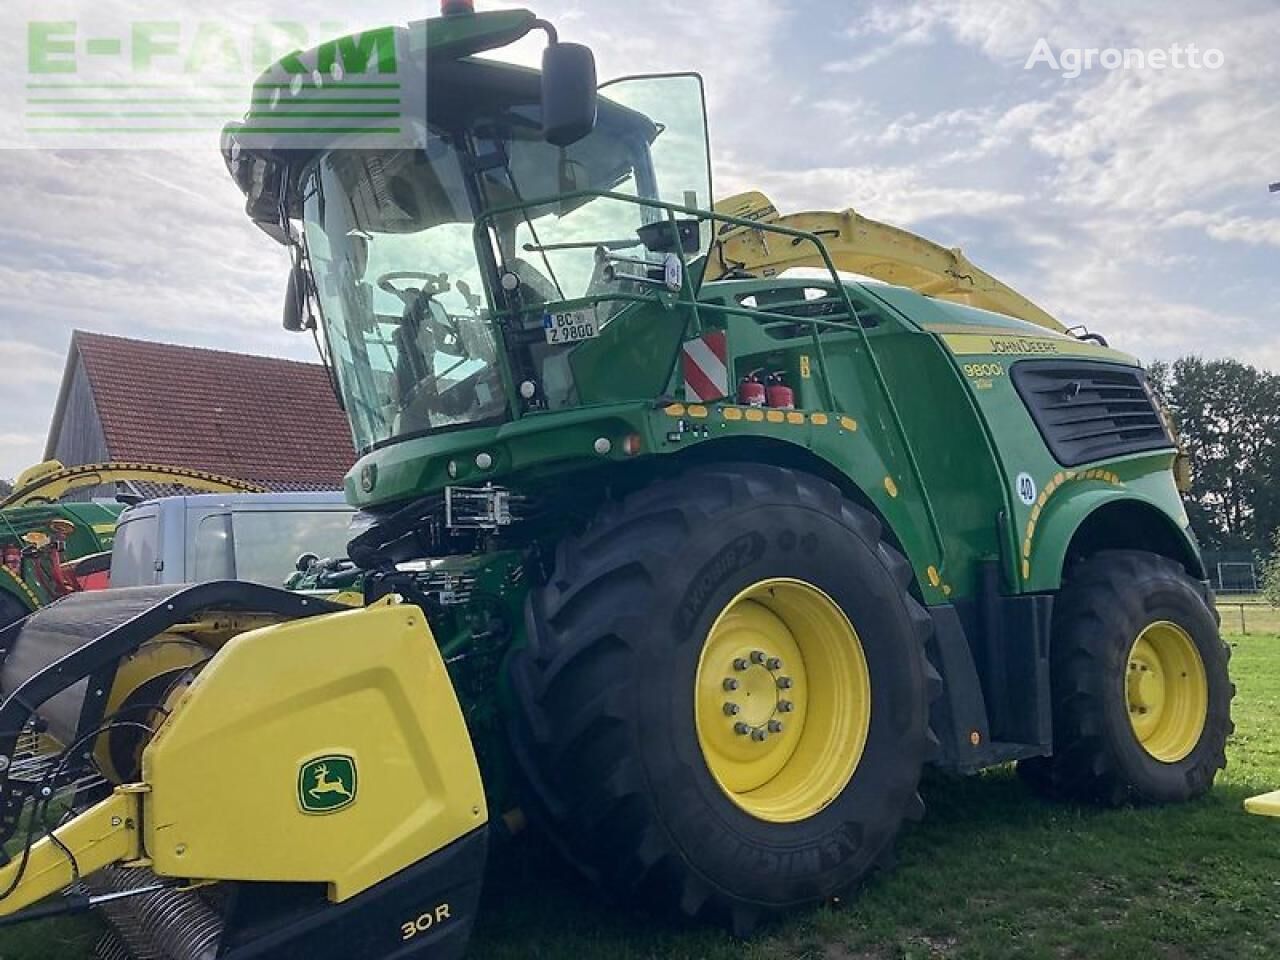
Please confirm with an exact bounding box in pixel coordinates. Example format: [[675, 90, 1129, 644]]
[[1167, 210, 1280, 249], [0, 433, 47, 482], [715, 154, 1027, 224], [0, 341, 63, 385]]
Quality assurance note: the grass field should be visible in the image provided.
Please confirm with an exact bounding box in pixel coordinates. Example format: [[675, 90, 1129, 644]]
[[2, 632, 1278, 960]]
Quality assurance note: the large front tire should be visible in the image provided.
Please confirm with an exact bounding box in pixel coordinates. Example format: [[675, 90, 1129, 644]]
[[1018, 551, 1233, 805], [507, 464, 938, 932]]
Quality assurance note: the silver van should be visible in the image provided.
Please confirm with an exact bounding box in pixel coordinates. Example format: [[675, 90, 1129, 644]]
[[110, 492, 355, 588]]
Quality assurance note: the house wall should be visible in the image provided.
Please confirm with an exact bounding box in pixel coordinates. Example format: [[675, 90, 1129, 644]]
[[46, 356, 110, 500]]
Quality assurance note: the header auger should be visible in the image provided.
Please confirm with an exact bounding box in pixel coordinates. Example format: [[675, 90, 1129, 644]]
[[0, 5, 1229, 959]]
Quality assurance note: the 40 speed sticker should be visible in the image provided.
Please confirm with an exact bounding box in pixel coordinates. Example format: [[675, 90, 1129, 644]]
[[1015, 472, 1037, 506]]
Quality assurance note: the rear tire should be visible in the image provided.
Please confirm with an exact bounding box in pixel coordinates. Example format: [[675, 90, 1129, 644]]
[[507, 464, 938, 932], [1018, 550, 1232, 805]]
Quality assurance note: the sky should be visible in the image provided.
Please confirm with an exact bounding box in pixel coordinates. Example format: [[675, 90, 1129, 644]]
[[0, 0, 1276, 481]]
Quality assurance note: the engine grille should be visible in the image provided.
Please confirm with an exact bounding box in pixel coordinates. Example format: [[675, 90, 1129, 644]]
[[1011, 360, 1172, 467]]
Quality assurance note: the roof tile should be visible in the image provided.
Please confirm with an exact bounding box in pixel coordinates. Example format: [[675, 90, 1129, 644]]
[[70, 331, 355, 490]]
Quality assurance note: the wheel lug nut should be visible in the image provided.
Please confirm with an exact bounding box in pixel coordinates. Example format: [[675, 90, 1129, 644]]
[[778, 700, 794, 713], [751, 728, 768, 742], [768, 719, 783, 733], [750, 650, 766, 665], [733, 658, 749, 672], [723, 702, 740, 716], [734, 722, 750, 736], [723, 678, 740, 692], [777, 676, 793, 690], [766, 657, 782, 671]]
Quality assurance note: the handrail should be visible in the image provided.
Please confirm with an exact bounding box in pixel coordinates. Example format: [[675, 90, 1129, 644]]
[[471, 188, 948, 560]]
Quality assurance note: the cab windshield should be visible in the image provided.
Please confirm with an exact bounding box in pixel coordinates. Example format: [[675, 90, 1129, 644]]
[[302, 69, 712, 453]]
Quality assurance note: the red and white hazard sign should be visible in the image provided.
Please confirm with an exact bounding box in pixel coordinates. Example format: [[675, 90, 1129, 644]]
[[682, 332, 729, 403]]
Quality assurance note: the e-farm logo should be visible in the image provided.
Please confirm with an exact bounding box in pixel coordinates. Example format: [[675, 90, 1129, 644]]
[[20, 17, 405, 148]]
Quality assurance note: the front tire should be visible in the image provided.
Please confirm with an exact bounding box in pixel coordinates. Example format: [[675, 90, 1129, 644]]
[[507, 464, 938, 932], [1018, 551, 1233, 805]]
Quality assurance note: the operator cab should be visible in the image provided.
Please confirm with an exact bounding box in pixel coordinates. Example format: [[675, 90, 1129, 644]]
[[225, 22, 713, 456]]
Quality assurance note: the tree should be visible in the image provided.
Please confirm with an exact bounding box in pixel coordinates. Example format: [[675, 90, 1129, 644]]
[[1263, 529, 1280, 608], [1150, 357, 1280, 552], [0, 478, 11, 498]]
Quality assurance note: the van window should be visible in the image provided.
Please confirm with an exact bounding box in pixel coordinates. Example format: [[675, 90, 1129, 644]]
[[194, 513, 235, 581], [110, 514, 159, 586], [230, 511, 353, 586]]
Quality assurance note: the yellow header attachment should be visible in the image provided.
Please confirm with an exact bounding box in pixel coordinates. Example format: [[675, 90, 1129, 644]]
[[4, 460, 268, 508], [708, 191, 1066, 334], [0, 787, 147, 917], [0, 598, 486, 920]]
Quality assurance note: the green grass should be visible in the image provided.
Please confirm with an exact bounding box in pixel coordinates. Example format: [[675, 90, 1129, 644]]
[[3, 634, 1279, 960]]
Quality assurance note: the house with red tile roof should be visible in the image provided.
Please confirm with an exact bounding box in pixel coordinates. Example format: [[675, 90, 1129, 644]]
[[44, 331, 355, 493]]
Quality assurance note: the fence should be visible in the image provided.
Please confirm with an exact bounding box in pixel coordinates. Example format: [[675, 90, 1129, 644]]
[[1215, 561, 1259, 595], [1216, 600, 1279, 636]]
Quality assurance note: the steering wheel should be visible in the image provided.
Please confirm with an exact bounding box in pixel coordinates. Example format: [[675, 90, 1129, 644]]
[[377, 271, 452, 303], [376, 271, 465, 357]]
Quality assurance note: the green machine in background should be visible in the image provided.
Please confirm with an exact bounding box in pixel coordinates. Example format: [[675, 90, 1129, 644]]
[[0, 6, 1231, 959], [0, 500, 120, 626], [0, 461, 267, 627]]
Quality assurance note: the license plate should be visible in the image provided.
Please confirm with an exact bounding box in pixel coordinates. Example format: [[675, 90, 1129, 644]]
[[543, 309, 598, 345]]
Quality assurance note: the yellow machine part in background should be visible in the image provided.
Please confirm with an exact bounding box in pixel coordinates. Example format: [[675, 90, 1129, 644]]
[[3, 460, 268, 508], [708, 190, 1066, 333], [1245, 791, 1280, 817]]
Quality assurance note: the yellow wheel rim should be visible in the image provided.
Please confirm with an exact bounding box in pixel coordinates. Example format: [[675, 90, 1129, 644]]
[[1126, 621, 1207, 763], [694, 578, 871, 823]]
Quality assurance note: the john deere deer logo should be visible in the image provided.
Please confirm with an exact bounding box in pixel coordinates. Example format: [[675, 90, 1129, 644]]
[[298, 755, 358, 814]]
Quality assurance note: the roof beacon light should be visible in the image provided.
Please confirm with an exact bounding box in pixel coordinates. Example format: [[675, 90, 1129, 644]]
[[442, 0, 475, 15]]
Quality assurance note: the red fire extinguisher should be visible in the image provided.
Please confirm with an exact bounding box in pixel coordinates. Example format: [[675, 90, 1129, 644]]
[[738, 370, 766, 407], [766, 372, 795, 410]]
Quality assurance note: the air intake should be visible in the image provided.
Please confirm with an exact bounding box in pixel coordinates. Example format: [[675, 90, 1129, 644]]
[[1011, 360, 1172, 467]]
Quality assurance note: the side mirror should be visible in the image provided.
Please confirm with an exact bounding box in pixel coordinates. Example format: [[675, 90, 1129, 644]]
[[638, 219, 702, 255], [542, 42, 597, 147], [284, 262, 309, 332]]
